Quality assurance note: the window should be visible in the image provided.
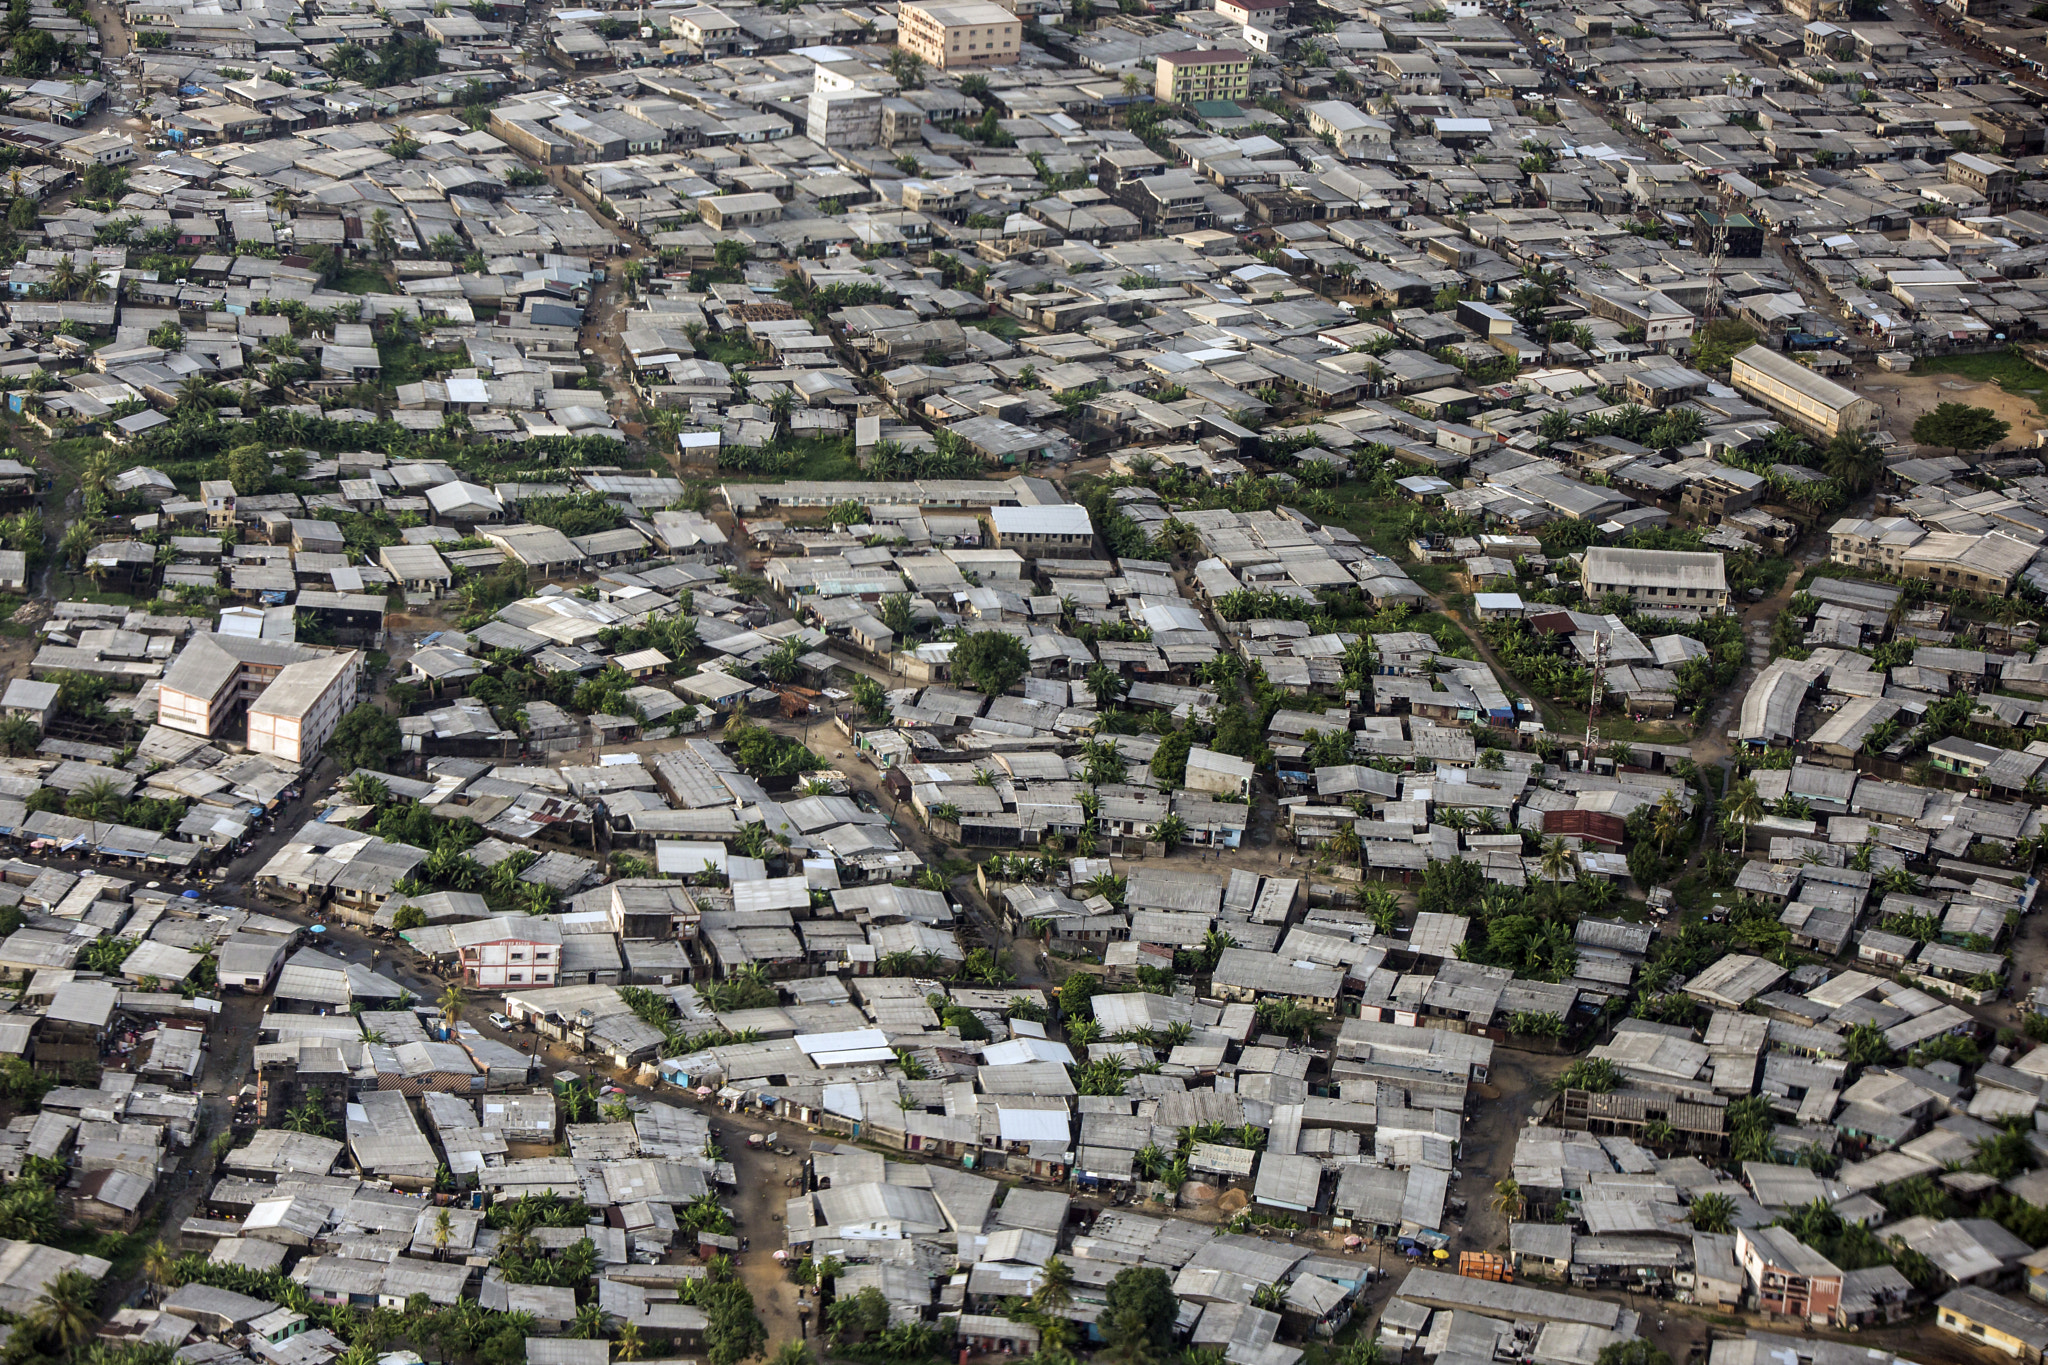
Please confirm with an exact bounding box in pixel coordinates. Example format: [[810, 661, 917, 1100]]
[[510, 972, 524, 982]]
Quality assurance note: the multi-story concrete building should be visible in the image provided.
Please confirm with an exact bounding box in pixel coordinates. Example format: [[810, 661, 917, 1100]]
[[1831, 517, 2036, 596], [1215, 0, 1287, 24], [697, 191, 785, 230], [1738, 1227, 1844, 1322], [1828, 515, 1925, 576], [1948, 151, 2018, 207], [805, 87, 882, 148], [1112, 169, 1212, 232], [1730, 347, 1880, 440], [668, 4, 740, 52], [158, 635, 361, 768], [1154, 48, 1252, 102], [246, 652, 361, 768], [449, 917, 563, 991], [896, 0, 1020, 69], [1581, 547, 1730, 616]]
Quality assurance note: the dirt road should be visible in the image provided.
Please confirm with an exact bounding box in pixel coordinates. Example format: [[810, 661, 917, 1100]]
[[1456, 1047, 1567, 1252], [84, 0, 128, 61], [539, 164, 652, 449], [1689, 531, 1832, 773]]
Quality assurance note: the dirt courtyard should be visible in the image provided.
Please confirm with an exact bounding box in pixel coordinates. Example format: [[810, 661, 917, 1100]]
[[1857, 367, 2046, 456]]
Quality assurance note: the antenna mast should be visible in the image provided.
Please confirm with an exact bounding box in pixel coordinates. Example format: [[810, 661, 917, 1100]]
[[1584, 629, 1606, 757]]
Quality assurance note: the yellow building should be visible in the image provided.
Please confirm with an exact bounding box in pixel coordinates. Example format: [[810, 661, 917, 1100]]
[[1729, 346, 1879, 441], [1937, 1288, 2048, 1362], [1155, 47, 1252, 102], [896, 0, 1020, 70]]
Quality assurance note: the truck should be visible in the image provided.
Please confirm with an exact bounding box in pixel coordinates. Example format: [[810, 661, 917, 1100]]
[[1458, 1252, 1512, 1283]]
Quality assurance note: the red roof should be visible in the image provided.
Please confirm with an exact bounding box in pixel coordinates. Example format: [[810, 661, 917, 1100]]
[[1542, 809, 1627, 848]]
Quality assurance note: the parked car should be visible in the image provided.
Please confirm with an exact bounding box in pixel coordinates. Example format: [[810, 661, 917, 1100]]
[[487, 1012, 513, 1031]]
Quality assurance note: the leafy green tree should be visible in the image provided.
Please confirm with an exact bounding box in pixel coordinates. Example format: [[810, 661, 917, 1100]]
[[1059, 971, 1099, 1020], [1972, 1123, 2037, 1180], [331, 705, 401, 773], [1912, 402, 2009, 457], [951, 629, 1030, 697], [942, 1006, 989, 1039], [224, 444, 271, 495], [1596, 1340, 1671, 1365], [1690, 317, 1757, 371], [828, 1286, 890, 1343], [1150, 729, 1193, 786], [1842, 1020, 1894, 1067], [1102, 1266, 1177, 1361]]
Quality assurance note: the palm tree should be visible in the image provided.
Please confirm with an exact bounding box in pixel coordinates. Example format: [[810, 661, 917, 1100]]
[[142, 1239, 174, 1304], [31, 1270, 98, 1354], [1824, 430, 1884, 495], [767, 387, 797, 435], [1724, 777, 1764, 847], [763, 635, 805, 684], [1538, 835, 1575, 904], [1119, 70, 1144, 117], [1154, 813, 1188, 848], [369, 207, 396, 261], [175, 373, 216, 410], [1029, 1253, 1074, 1319], [1688, 1191, 1735, 1234], [70, 775, 124, 822], [432, 1207, 452, 1260], [345, 772, 391, 805], [1489, 1178, 1526, 1224], [571, 1304, 608, 1340], [439, 984, 466, 1029], [614, 1323, 644, 1363], [1653, 789, 1684, 855], [284, 1094, 335, 1137], [1084, 662, 1124, 711], [46, 256, 82, 300]]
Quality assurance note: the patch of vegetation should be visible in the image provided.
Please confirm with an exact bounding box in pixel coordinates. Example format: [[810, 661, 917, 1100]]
[[377, 337, 461, 389], [1915, 347, 2048, 396], [331, 266, 394, 296]]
